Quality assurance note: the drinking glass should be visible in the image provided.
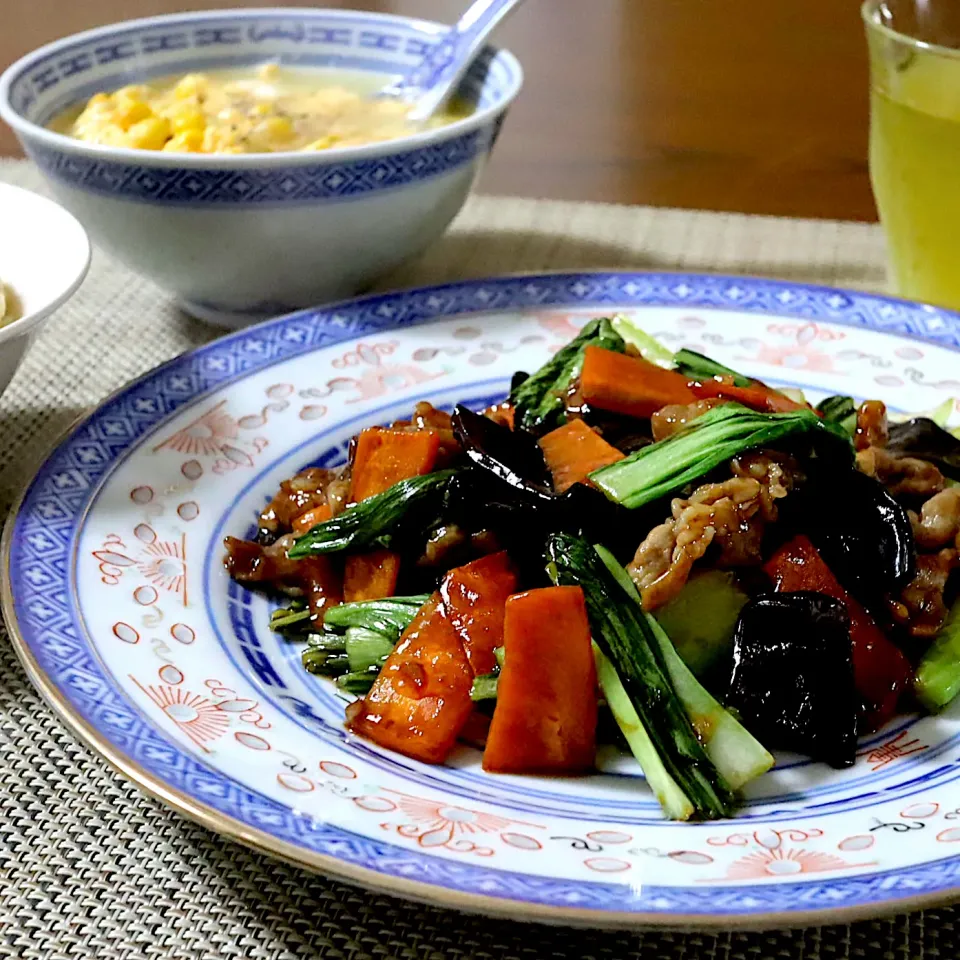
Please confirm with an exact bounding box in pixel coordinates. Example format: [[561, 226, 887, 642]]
[[864, 0, 960, 309]]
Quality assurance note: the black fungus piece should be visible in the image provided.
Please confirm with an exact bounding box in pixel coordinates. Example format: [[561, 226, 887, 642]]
[[444, 467, 541, 532], [452, 404, 553, 501], [448, 404, 654, 569], [554, 482, 656, 560], [582, 409, 655, 455], [727, 591, 857, 769], [819, 469, 915, 597], [888, 417, 960, 482], [780, 468, 915, 612], [442, 468, 553, 586]]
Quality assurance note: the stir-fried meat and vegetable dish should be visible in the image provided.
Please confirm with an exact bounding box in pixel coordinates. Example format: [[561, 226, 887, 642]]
[[224, 316, 960, 820]]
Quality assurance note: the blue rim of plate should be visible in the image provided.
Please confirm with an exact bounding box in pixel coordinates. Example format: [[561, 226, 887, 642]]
[[5, 271, 960, 930]]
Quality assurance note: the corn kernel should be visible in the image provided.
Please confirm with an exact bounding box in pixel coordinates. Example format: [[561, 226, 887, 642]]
[[97, 126, 129, 148], [116, 84, 147, 100], [174, 73, 207, 100], [125, 116, 172, 150], [170, 106, 206, 134], [112, 97, 152, 130], [305, 135, 336, 151], [88, 92, 111, 107], [253, 115, 293, 141], [257, 62, 279, 80], [201, 126, 231, 153], [162, 129, 203, 152]]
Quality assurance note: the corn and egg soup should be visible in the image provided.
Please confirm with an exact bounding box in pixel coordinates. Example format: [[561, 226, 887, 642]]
[[51, 64, 468, 154]]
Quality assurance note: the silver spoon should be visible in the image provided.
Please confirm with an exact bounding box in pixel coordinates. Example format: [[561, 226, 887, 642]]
[[380, 0, 526, 123]]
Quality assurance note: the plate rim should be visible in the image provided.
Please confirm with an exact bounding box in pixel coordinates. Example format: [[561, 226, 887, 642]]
[[5, 269, 960, 930]]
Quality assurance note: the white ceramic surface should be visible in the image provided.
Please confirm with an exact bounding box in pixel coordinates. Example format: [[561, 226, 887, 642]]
[[0, 182, 90, 394], [0, 9, 521, 328]]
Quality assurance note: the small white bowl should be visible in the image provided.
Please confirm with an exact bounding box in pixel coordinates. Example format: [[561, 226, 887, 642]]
[[0, 9, 522, 328], [0, 183, 90, 394]]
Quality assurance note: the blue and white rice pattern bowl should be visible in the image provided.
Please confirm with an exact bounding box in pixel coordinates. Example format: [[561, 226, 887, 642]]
[[0, 10, 523, 325]]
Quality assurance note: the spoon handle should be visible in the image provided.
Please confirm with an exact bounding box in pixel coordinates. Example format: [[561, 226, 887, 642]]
[[401, 0, 525, 122]]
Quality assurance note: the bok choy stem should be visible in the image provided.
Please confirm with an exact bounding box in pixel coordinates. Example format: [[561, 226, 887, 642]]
[[916, 599, 960, 711], [592, 642, 694, 820], [546, 532, 734, 819], [595, 545, 774, 791], [610, 315, 675, 368]]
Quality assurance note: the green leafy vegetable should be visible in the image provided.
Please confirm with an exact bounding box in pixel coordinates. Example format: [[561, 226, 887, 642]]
[[302, 645, 350, 676], [323, 595, 430, 641], [596, 546, 774, 791], [817, 395, 857, 434], [470, 673, 500, 701], [589, 402, 852, 510], [651, 570, 749, 679], [610, 315, 675, 368], [297, 595, 428, 682], [269, 602, 312, 632], [547, 532, 734, 819], [510, 317, 623, 433], [915, 599, 960, 711], [336, 668, 381, 695], [345, 627, 395, 673], [288, 470, 457, 557], [673, 348, 752, 387]]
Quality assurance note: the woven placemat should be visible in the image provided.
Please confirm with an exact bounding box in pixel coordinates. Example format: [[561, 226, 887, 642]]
[[1, 158, 954, 960]]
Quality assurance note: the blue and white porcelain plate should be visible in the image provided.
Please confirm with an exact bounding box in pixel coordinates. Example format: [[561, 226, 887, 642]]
[[6, 272, 960, 929]]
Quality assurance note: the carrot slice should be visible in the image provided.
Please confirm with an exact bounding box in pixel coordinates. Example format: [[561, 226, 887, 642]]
[[344, 427, 441, 601], [690, 379, 807, 414], [440, 551, 518, 676], [483, 586, 598, 774], [349, 427, 441, 502], [346, 594, 474, 764], [343, 548, 401, 603], [538, 419, 625, 493], [580, 346, 698, 419], [291, 503, 332, 535], [482, 401, 515, 430]]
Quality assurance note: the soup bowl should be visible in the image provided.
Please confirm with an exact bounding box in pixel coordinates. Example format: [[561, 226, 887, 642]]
[[0, 182, 90, 395], [0, 9, 522, 328]]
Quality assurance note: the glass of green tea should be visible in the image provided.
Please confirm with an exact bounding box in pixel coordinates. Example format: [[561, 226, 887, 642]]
[[864, 1, 960, 309]]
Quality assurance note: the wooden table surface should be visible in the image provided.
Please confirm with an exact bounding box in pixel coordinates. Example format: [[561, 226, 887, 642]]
[[0, 0, 876, 222]]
